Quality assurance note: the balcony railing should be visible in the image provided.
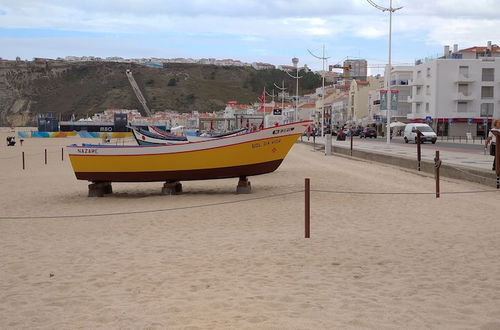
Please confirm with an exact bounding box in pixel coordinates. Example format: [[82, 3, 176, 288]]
[[455, 73, 475, 83], [407, 95, 423, 103], [454, 92, 474, 101]]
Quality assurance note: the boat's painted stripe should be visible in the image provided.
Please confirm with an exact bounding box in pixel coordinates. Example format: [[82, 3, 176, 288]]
[[74, 159, 283, 182], [69, 133, 301, 157]]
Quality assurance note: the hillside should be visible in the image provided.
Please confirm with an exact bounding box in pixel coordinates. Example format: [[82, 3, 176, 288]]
[[0, 60, 322, 126]]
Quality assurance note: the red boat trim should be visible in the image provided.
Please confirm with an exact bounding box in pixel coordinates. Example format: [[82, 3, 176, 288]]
[[69, 133, 302, 157]]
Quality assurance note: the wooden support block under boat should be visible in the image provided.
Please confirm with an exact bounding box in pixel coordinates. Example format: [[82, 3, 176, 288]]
[[88, 181, 112, 197], [236, 176, 251, 194], [161, 181, 183, 195]]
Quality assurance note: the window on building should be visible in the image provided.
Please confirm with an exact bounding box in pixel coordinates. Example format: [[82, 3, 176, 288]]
[[481, 86, 494, 98], [457, 102, 468, 113], [416, 103, 421, 113], [417, 70, 421, 78], [480, 103, 494, 117], [426, 85, 431, 95], [425, 103, 430, 113], [416, 86, 421, 95], [426, 67, 431, 77], [482, 68, 494, 81], [459, 66, 469, 77], [458, 84, 469, 95]]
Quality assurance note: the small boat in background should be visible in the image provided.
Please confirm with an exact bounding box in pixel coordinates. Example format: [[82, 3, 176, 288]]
[[131, 126, 188, 145]]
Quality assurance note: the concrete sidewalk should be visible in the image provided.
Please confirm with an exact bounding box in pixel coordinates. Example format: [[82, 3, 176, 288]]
[[299, 135, 499, 188]]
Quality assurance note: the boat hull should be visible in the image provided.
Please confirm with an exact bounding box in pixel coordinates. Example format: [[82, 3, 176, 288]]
[[68, 121, 311, 182]]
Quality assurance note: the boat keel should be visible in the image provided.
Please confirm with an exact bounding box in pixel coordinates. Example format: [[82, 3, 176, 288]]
[[236, 176, 251, 194], [162, 181, 183, 195]]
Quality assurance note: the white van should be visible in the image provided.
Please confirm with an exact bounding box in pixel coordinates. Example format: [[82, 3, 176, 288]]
[[403, 123, 437, 144]]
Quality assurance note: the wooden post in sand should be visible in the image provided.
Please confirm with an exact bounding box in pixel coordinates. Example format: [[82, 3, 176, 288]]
[[434, 151, 441, 198], [305, 178, 310, 238], [44, 148, 47, 165], [61, 147, 64, 161], [22, 152, 25, 170], [350, 129, 353, 156], [416, 130, 422, 171]]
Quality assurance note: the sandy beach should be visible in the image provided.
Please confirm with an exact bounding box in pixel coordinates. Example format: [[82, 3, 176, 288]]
[[1, 129, 500, 329]]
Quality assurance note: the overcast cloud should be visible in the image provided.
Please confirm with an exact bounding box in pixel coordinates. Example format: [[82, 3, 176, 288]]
[[1, 0, 499, 69]]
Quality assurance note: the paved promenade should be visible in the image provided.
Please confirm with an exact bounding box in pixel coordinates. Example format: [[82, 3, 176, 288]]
[[299, 135, 498, 187]]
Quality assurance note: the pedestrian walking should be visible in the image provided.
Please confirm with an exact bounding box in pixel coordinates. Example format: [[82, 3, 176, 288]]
[[485, 119, 500, 171]]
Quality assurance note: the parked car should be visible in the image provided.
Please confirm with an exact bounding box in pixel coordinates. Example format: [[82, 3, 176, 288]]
[[403, 123, 437, 144], [360, 127, 377, 138], [352, 127, 363, 136]]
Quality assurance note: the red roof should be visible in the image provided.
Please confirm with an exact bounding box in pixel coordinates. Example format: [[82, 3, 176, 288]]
[[459, 46, 500, 53]]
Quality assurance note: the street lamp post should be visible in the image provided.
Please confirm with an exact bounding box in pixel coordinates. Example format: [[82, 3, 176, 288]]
[[309, 45, 330, 137], [367, 0, 402, 144], [286, 58, 302, 122], [274, 81, 287, 119]]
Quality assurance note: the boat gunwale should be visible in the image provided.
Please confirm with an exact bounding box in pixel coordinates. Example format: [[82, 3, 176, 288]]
[[68, 132, 303, 157]]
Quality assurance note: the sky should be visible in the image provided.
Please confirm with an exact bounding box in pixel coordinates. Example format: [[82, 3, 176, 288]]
[[1, 0, 499, 73]]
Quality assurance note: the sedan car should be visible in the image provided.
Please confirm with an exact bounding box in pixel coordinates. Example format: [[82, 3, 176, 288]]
[[360, 127, 377, 138]]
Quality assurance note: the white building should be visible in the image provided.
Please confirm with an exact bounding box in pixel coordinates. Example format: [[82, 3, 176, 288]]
[[384, 66, 413, 122], [408, 42, 500, 137]]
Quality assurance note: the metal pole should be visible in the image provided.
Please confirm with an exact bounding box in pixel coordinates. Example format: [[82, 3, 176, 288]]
[[386, 0, 392, 144], [434, 151, 440, 198], [282, 80, 285, 117], [305, 178, 310, 238], [350, 129, 353, 156], [416, 130, 422, 171], [296, 67, 299, 122], [322, 45, 325, 137]]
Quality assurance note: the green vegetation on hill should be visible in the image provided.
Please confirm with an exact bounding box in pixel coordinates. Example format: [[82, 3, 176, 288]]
[[0, 61, 323, 125]]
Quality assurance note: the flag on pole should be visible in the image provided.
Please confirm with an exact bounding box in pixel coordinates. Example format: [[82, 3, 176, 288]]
[[259, 87, 266, 113]]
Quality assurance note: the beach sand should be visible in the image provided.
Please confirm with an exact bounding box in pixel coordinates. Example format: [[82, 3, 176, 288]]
[[1, 129, 500, 329]]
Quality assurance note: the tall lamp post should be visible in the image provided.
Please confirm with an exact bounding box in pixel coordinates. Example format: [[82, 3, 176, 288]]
[[274, 81, 287, 120], [286, 58, 302, 122], [309, 45, 330, 137], [367, 0, 402, 144]]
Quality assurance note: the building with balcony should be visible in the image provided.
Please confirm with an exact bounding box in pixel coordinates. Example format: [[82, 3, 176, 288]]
[[407, 41, 500, 137]]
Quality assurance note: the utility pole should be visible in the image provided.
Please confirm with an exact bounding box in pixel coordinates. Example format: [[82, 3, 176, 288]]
[[308, 45, 330, 137], [286, 58, 303, 122], [367, 0, 403, 144], [274, 81, 287, 121]]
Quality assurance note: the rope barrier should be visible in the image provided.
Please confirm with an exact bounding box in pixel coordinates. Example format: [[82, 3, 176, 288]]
[[1, 186, 498, 221], [311, 189, 500, 195], [0, 190, 303, 220]]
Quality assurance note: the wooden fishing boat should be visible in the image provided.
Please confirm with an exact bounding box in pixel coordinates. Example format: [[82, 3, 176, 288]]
[[131, 126, 188, 145], [67, 121, 311, 195]]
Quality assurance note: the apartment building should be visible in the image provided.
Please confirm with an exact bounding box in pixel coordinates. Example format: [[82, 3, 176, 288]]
[[347, 76, 384, 123], [408, 43, 500, 137], [384, 66, 413, 122]]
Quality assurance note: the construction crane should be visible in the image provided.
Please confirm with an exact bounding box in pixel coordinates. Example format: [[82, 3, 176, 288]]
[[125, 69, 153, 117]]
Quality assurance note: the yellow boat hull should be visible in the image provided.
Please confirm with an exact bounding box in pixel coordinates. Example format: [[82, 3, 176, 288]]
[[68, 121, 311, 182]]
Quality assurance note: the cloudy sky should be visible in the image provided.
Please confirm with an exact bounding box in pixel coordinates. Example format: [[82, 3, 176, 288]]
[[1, 0, 499, 71]]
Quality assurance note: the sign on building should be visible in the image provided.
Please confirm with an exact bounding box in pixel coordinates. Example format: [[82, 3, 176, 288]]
[[380, 90, 398, 110]]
